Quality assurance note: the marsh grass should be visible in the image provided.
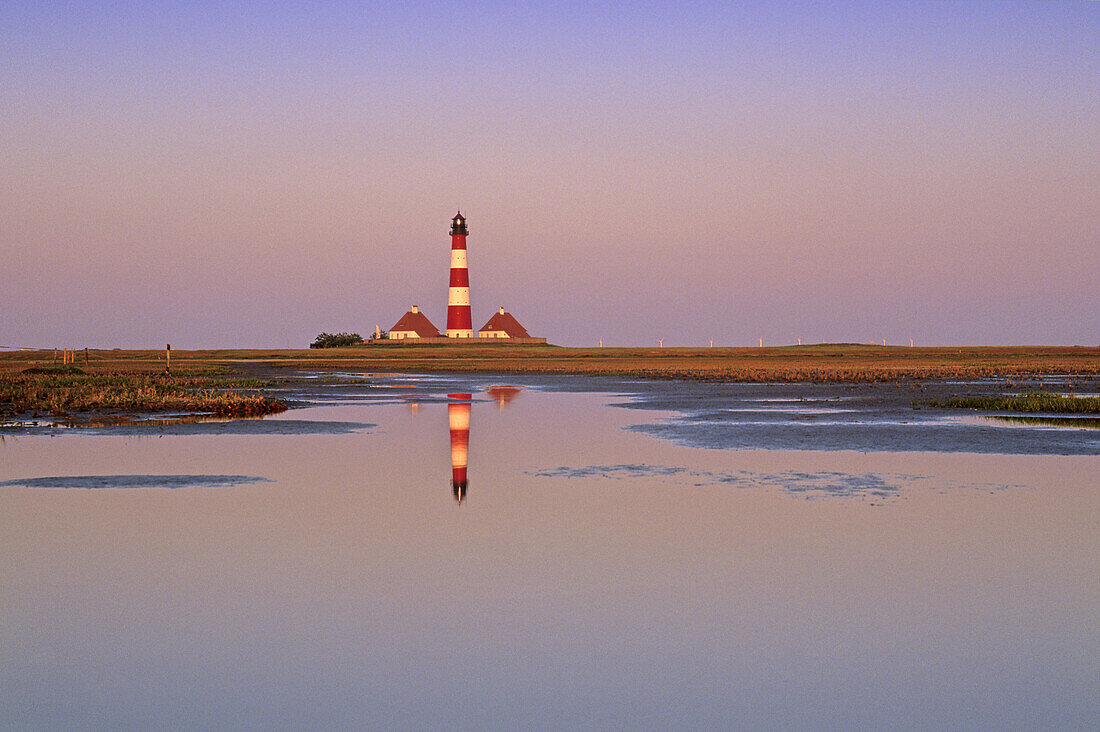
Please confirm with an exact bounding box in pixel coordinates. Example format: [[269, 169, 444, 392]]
[[929, 393, 1100, 414], [2, 345, 1097, 385], [20, 364, 87, 375], [0, 369, 287, 418], [229, 344, 1100, 383], [987, 415, 1100, 429]]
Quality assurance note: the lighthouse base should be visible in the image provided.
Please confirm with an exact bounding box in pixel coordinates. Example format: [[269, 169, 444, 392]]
[[445, 330, 475, 338]]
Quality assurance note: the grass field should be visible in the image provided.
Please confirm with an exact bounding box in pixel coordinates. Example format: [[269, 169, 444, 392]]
[[2, 344, 1098, 383]]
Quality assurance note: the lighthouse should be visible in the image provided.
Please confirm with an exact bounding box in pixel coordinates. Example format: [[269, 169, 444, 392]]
[[446, 212, 474, 338], [448, 394, 471, 503]]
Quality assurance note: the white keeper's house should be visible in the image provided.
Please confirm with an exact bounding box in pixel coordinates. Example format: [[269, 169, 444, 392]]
[[388, 305, 441, 340], [478, 307, 531, 339]]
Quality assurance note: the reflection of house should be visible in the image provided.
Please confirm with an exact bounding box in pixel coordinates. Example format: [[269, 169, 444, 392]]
[[389, 305, 440, 340], [478, 307, 530, 339], [487, 385, 522, 409]]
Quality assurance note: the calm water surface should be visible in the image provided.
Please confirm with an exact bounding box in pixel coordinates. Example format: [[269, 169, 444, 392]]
[[1, 373, 1097, 729]]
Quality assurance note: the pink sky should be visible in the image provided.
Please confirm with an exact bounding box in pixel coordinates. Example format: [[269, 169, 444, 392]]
[[2, 2, 1097, 348]]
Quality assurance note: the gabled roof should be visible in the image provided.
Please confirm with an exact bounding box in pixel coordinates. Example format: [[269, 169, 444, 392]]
[[478, 311, 530, 338], [390, 310, 440, 337]]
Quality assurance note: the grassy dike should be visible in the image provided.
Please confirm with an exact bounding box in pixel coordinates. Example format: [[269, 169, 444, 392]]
[[0, 364, 287, 419], [187, 343, 1096, 382]]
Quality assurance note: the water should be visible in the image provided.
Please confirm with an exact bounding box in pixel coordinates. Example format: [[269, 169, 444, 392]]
[[1, 373, 1097, 729]]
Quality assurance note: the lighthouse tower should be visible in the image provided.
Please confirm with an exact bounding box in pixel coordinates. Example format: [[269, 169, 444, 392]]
[[446, 212, 474, 338], [448, 394, 471, 504]]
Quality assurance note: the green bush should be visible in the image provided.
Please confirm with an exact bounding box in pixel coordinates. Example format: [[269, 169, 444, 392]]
[[310, 332, 364, 349]]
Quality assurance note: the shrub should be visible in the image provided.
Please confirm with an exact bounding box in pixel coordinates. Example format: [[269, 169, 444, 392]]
[[310, 332, 364, 349], [22, 365, 86, 375]]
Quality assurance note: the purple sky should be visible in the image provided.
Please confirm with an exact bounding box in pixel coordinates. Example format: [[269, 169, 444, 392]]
[[2, 1, 1097, 348]]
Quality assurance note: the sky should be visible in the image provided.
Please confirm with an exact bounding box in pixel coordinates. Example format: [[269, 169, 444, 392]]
[[2, 1, 1097, 348]]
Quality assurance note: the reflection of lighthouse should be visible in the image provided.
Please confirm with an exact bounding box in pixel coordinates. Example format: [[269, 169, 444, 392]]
[[448, 394, 471, 504], [446, 212, 473, 338]]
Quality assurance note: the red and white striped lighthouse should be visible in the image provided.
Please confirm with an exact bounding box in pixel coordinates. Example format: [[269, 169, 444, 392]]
[[448, 394, 471, 503], [446, 212, 474, 338]]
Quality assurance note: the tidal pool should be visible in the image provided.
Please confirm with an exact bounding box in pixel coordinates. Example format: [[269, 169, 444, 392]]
[[1, 373, 1097, 729]]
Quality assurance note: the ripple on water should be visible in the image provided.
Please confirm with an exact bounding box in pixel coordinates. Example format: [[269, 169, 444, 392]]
[[529, 464, 1019, 500], [0, 474, 272, 489]]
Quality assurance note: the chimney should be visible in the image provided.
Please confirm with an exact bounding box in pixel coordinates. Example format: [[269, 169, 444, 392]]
[[499, 306, 505, 315], [411, 305, 418, 314]]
